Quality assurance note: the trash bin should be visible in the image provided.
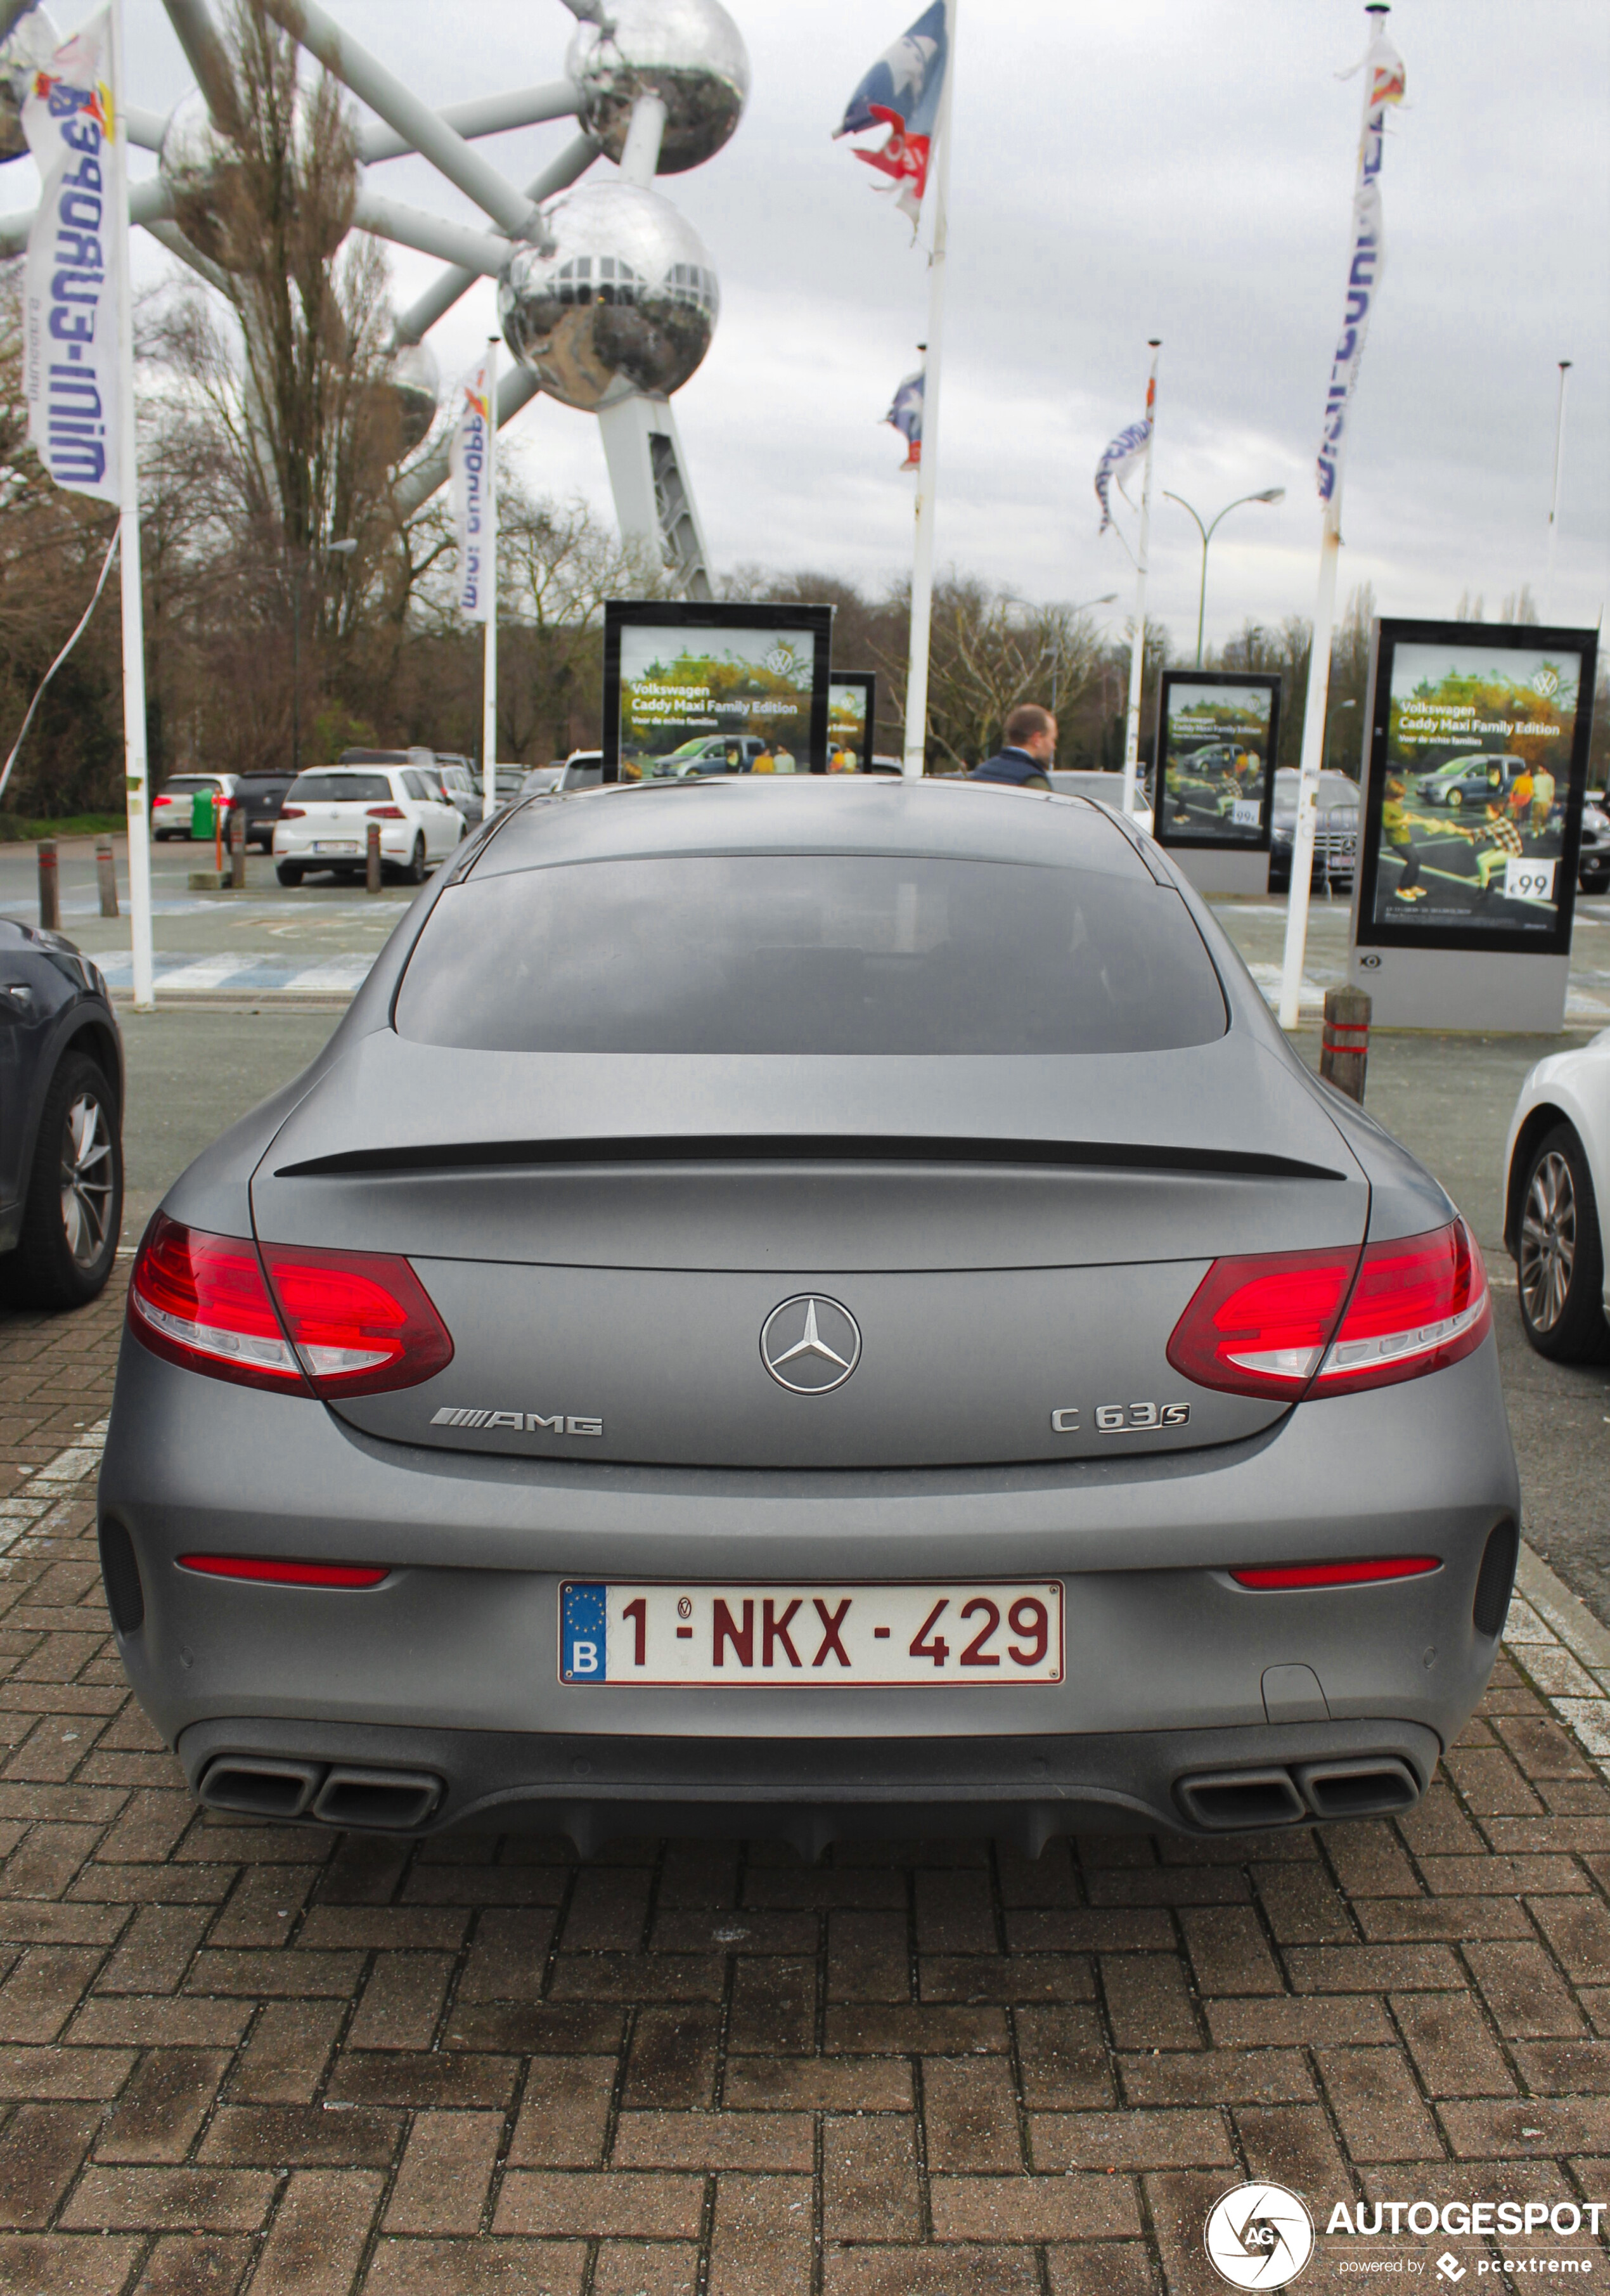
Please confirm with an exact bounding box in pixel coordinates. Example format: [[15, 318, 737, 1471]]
[[190, 788, 214, 842]]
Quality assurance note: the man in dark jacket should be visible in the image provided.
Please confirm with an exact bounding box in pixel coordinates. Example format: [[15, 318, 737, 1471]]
[[969, 703, 1057, 790]]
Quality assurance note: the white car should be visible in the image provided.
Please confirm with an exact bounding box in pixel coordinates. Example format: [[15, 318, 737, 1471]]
[[1503, 1033, 1610, 1359], [151, 772, 238, 841], [273, 764, 463, 887]]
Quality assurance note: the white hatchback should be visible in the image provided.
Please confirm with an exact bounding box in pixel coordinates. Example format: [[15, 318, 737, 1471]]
[[273, 766, 464, 887]]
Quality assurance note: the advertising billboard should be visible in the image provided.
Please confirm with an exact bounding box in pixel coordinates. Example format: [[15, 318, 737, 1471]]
[[828, 674, 875, 771], [1152, 671, 1280, 851], [1353, 621, 1599, 958], [602, 602, 833, 781]]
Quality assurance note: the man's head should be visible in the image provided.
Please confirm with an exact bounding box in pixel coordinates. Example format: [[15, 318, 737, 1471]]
[[1004, 702, 1058, 764]]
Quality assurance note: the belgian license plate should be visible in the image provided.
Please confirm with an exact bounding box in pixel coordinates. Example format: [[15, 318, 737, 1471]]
[[312, 840, 360, 855], [558, 1581, 1064, 1687]]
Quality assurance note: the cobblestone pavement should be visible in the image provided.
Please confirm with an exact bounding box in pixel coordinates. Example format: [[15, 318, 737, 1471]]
[[3, 1278, 1609, 2295]]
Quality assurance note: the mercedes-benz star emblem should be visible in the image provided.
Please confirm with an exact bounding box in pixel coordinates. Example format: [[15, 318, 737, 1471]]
[[760, 1295, 862, 1394]]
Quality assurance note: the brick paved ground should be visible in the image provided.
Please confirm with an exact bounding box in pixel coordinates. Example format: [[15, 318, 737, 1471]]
[[3, 1275, 1608, 2294]]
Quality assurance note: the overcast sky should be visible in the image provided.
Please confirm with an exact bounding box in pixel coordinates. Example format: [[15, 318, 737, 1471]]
[[8, 0, 1607, 655]]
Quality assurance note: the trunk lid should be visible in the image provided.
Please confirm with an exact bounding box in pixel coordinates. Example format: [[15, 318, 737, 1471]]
[[250, 1032, 1368, 1469]]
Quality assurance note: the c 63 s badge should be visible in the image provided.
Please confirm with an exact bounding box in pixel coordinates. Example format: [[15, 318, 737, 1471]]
[[1050, 1402, 1191, 1434]]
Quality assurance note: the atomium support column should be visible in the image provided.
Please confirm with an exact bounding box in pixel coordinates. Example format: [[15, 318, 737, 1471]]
[[598, 394, 712, 598]]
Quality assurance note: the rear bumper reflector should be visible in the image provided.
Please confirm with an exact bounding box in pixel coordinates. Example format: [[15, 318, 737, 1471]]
[[178, 1555, 389, 1589], [1231, 1556, 1441, 1590]]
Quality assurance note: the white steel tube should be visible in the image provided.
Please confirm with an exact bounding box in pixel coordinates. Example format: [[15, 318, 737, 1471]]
[[390, 134, 596, 348], [351, 188, 510, 276], [111, 0, 154, 1009], [1543, 360, 1571, 622], [901, 0, 956, 780], [480, 339, 499, 824], [357, 82, 579, 164], [259, 0, 539, 238], [158, 0, 237, 127], [1120, 343, 1160, 816], [617, 92, 666, 186], [395, 366, 539, 519]]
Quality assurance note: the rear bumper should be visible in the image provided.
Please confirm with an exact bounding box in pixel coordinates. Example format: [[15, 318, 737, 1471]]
[[176, 1712, 1445, 1855], [99, 1324, 1519, 1846]]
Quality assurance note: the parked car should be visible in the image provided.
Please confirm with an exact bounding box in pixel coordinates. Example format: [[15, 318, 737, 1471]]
[[1268, 768, 1359, 893], [649, 737, 766, 777], [428, 762, 483, 832], [103, 780, 1518, 1852], [0, 920, 123, 1309], [1414, 754, 1528, 811], [1502, 1036, 1610, 1360], [1577, 795, 1609, 895], [493, 765, 527, 808], [272, 766, 464, 886], [519, 754, 605, 803], [232, 771, 295, 852], [151, 773, 238, 841]]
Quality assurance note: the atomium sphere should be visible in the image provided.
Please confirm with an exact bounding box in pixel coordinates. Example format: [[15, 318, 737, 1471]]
[[380, 340, 439, 460], [159, 85, 358, 271], [499, 181, 719, 411], [0, 7, 61, 165], [567, 0, 749, 176]]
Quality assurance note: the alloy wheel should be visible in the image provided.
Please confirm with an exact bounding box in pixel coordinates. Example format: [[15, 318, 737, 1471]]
[[1519, 1149, 1576, 1333], [60, 1092, 115, 1268]]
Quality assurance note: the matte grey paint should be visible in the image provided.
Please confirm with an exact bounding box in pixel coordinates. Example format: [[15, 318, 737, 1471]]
[[101, 783, 1520, 1839]]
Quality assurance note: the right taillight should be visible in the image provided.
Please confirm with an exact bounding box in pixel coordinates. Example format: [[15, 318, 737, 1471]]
[[366, 804, 406, 818], [129, 1214, 453, 1398], [1312, 1218, 1490, 1394], [1167, 1218, 1490, 1401]]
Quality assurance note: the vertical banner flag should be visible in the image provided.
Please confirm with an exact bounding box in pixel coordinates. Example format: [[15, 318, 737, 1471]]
[[22, 9, 119, 502], [886, 368, 924, 468], [448, 357, 492, 622], [834, 3, 948, 225], [1094, 366, 1156, 535], [1317, 17, 1405, 500]]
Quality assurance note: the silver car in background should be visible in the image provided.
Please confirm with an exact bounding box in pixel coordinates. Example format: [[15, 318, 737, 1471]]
[[100, 780, 1517, 1851]]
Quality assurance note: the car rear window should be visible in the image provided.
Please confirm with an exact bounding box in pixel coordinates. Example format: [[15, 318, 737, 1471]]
[[396, 854, 1227, 1055], [288, 773, 391, 804]]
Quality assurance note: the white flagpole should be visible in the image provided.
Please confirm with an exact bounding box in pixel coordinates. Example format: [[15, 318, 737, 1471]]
[[1279, 3, 1394, 1031], [480, 335, 499, 821], [901, 0, 956, 780], [1119, 342, 1160, 816], [1543, 359, 1571, 623], [109, 0, 153, 1010]]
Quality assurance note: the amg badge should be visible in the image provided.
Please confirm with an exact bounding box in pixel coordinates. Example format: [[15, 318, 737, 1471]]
[[430, 1407, 603, 1436], [1050, 1402, 1191, 1434]]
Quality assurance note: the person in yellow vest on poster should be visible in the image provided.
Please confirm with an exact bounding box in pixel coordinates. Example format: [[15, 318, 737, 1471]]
[[1530, 763, 1555, 834], [752, 738, 776, 774]]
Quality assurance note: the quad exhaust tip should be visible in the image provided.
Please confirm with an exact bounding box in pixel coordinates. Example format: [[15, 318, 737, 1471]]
[[198, 1757, 442, 1831], [1176, 1755, 1419, 1831]]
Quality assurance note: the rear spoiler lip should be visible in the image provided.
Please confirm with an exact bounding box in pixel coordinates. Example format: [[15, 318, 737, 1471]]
[[274, 1133, 1348, 1184]]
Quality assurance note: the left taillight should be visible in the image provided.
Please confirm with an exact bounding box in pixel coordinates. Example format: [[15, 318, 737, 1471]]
[[1167, 1218, 1490, 1402], [129, 1213, 453, 1397]]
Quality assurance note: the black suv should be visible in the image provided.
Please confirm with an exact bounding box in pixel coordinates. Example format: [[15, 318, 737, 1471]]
[[0, 920, 124, 1308], [233, 771, 295, 851]]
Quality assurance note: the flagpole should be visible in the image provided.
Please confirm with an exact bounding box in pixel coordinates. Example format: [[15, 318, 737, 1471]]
[[901, 0, 955, 780], [1542, 359, 1571, 623], [1119, 342, 1160, 816], [480, 335, 498, 822], [1278, 2, 1393, 1033], [109, 0, 153, 1010]]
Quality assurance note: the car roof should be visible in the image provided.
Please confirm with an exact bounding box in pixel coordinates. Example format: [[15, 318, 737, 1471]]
[[470, 777, 1156, 883]]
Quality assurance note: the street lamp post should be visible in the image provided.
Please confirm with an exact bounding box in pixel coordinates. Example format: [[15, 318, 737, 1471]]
[[1048, 591, 1119, 718], [289, 536, 357, 775], [1162, 489, 1285, 668]]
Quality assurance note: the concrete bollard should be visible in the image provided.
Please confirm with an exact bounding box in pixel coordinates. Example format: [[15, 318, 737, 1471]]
[[230, 804, 247, 891], [37, 839, 58, 931], [1320, 986, 1371, 1104], [366, 819, 382, 894], [96, 837, 119, 919]]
